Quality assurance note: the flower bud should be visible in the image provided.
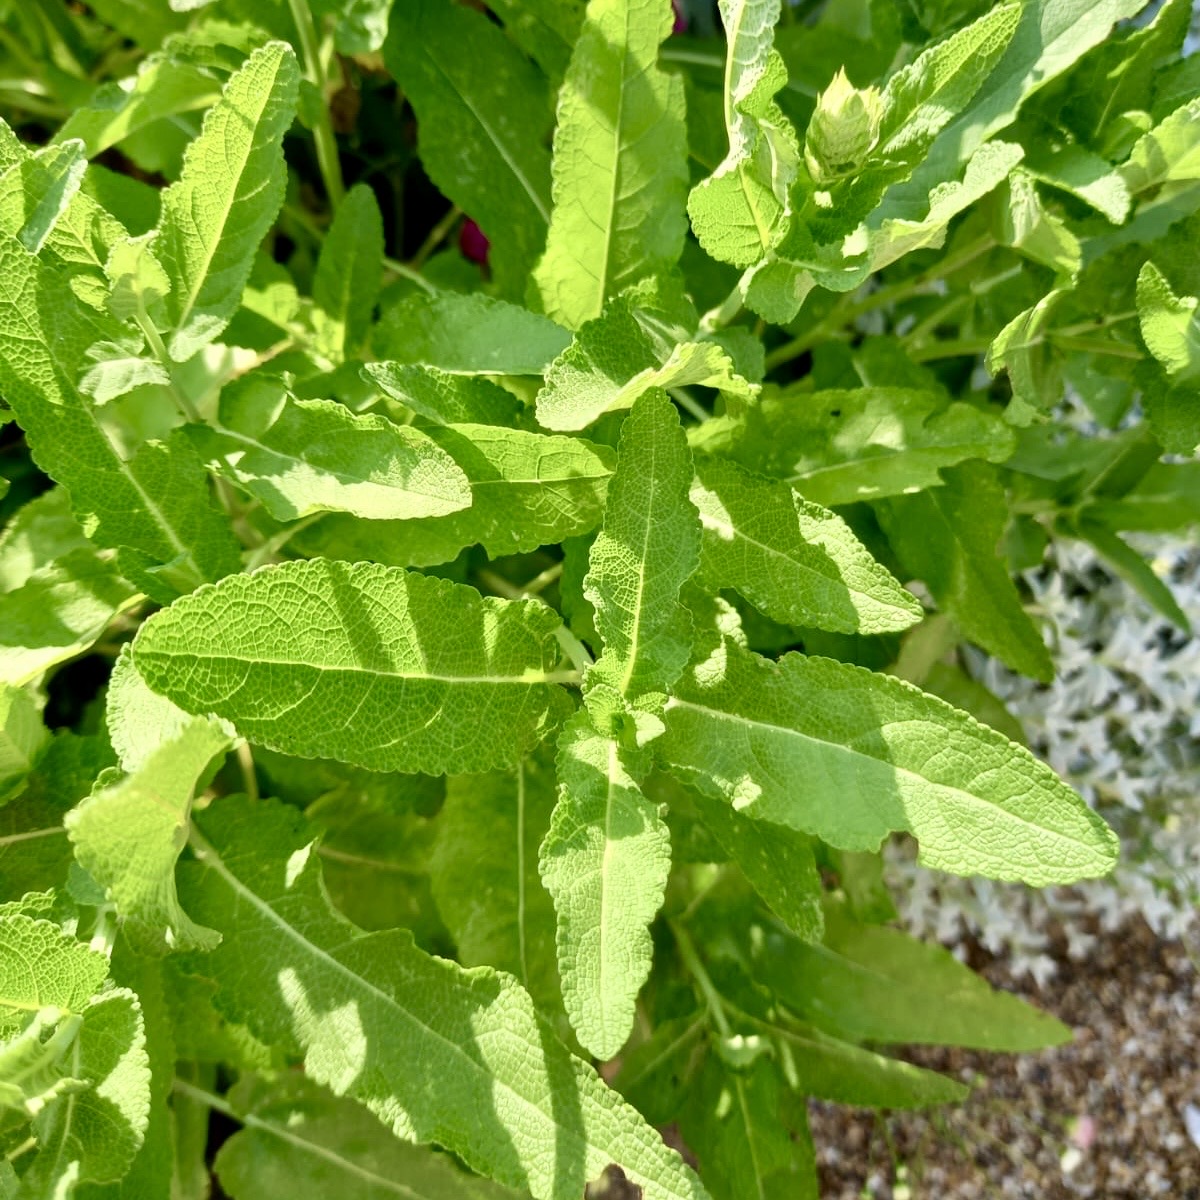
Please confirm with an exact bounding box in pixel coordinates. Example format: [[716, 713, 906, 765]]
[[804, 67, 883, 183]]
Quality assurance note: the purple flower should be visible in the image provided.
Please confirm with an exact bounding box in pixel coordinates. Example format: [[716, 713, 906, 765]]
[[459, 217, 489, 266], [672, 0, 687, 34]]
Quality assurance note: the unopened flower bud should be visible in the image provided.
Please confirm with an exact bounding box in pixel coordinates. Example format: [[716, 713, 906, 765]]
[[804, 67, 883, 183]]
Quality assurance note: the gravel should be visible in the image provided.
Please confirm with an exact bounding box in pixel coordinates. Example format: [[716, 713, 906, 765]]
[[808, 917, 1200, 1198]]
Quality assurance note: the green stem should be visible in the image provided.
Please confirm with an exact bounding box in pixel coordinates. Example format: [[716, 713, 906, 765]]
[[699, 279, 747, 334], [134, 311, 202, 424], [383, 254, 439, 294], [669, 919, 732, 1039], [245, 512, 324, 570], [287, 0, 345, 209], [670, 387, 711, 423], [235, 741, 259, 802], [411, 204, 462, 268]]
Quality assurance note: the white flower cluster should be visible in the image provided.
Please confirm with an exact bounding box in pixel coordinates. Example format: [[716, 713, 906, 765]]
[[892, 533, 1200, 981]]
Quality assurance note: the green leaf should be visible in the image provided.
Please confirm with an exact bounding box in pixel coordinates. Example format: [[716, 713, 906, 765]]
[[0, 549, 139, 687], [215, 1075, 520, 1200], [585, 390, 700, 705], [753, 903, 1070, 1052], [184, 387, 472, 522], [20, 988, 150, 1196], [66, 695, 231, 953], [486, 0, 584, 87], [687, 0, 799, 268], [384, 0, 552, 299], [429, 756, 560, 1015], [311, 183, 384, 364], [997, 168, 1081, 276], [694, 386, 1016, 507], [0, 237, 242, 602], [0, 916, 109, 1034], [0, 684, 46, 806], [1076, 518, 1191, 631], [0, 141, 87, 255], [691, 456, 923, 635], [986, 284, 1069, 424], [131, 560, 573, 775], [532, 0, 688, 329], [296, 424, 614, 568], [373, 292, 571, 377], [0, 490, 92, 593], [686, 785, 823, 943], [659, 636, 1118, 886], [155, 42, 299, 361], [364, 363, 526, 428], [540, 711, 670, 1060], [537, 300, 758, 432], [0, 1008, 87, 1122], [1137, 261, 1200, 378], [876, 461, 1054, 681], [1120, 96, 1200, 195], [181, 796, 708, 1200]]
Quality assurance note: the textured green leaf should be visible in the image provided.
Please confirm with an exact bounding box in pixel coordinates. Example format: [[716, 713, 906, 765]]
[[686, 786, 823, 943], [1024, 144, 1130, 223], [20, 989, 150, 1196], [0, 685, 46, 806], [373, 292, 571, 377], [585, 390, 700, 704], [487, 0, 584, 86], [66, 693, 231, 952], [877, 462, 1053, 680], [0, 491, 92, 594], [185, 387, 472, 522], [0, 141, 87, 255], [691, 456, 922, 635], [0, 235, 242, 602], [0, 916, 109, 1035], [0, 549, 139, 686], [1137, 261, 1200, 378], [181, 796, 708, 1200], [694, 386, 1016, 507], [384, 0, 552, 299], [311, 183, 384, 364], [660, 636, 1118, 885], [0, 1007, 87, 1122], [156, 42, 299, 361], [540, 711, 669, 1060], [296, 424, 614, 568], [132, 560, 573, 775], [754, 903, 1070, 1051], [1121, 96, 1200, 195], [688, 0, 799, 268], [537, 302, 758, 432], [533, 0, 688, 328], [998, 168, 1081, 275], [429, 756, 560, 1015], [215, 1075, 520, 1200], [986, 284, 1069, 424], [364, 363, 526, 428]]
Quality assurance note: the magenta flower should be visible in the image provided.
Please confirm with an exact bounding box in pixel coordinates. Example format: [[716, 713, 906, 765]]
[[459, 217, 490, 266], [672, 0, 687, 33]]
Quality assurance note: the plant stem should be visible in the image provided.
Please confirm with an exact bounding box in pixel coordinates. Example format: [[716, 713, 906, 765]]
[[669, 918, 732, 1038], [383, 254, 439, 293], [287, 0, 345, 209], [245, 512, 323, 570], [173, 1078, 238, 1120], [410, 204, 462, 268], [134, 311, 202, 424], [236, 741, 259, 802]]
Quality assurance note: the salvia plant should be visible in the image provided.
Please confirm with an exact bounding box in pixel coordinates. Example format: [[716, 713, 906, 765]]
[[0, 0, 1195, 1195]]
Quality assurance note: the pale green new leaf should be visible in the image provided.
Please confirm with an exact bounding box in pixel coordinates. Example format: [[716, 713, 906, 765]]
[[754, 903, 1070, 1051], [537, 310, 758, 432], [364, 363, 525, 428], [1120, 96, 1200, 196], [0, 685, 46, 805], [429, 756, 560, 1015], [385, 0, 552, 299], [0, 141, 87, 255], [691, 456, 923, 635], [694, 386, 1016, 507], [373, 292, 571, 377], [998, 168, 1081, 275], [0, 550, 139, 686], [296, 424, 614, 568], [585, 390, 701, 703], [131, 561, 574, 775], [156, 42, 299, 361], [311, 183, 384, 364], [180, 796, 708, 1200], [540, 711, 670, 1060], [0, 236, 243, 601], [185, 389, 472, 522], [0, 490, 93, 593], [0, 1008, 86, 1121], [986, 284, 1069, 424], [0, 916, 109, 1035], [876, 462, 1054, 681], [660, 637, 1118, 885], [215, 1075, 520, 1200], [66, 688, 231, 952], [533, 0, 688, 329], [1137, 261, 1200, 378], [688, 0, 799, 268], [19, 989, 150, 1197]]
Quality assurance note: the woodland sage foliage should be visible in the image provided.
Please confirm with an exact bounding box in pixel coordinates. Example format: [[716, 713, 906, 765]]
[[0, 0, 1195, 1196]]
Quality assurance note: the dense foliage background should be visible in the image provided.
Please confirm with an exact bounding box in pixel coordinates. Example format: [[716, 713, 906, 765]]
[[0, 1, 1196, 1197]]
